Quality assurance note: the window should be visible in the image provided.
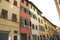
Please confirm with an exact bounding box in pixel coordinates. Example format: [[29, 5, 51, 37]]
[[20, 17, 29, 26], [48, 26, 50, 31], [1, 9, 8, 19], [6, 0, 9, 2], [39, 25, 42, 30], [38, 18, 40, 22], [41, 20, 43, 24], [13, 0, 17, 6], [22, 0, 24, 3], [59, 0, 60, 4], [34, 8, 35, 11], [12, 13, 17, 22], [39, 25, 44, 31], [33, 35, 37, 40], [29, 11, 32, 17], [37, 11, 41, 16], [40, 35, 42, 40], [25, 19, 29, 26], [30, 21, 31, 27], [47, 34, 49, 38], [24, 8, 26, 13], [26, 1, 28, 6], [21, 7, 29, 14], [43, 35, 46, 40], [38, 36, 39, 40], [26, 10, 29, 14], [21, 7, 24, 11], [20, 17, 25, 26], [14, 31, 18, 34], [14, 36, 17, 40], [33, 14, 37, 20], [45, 24, 47, 29], [41, 26, 44, 31], [36, 25, 38, 30], [44, 20, 46, 22], [31, 5, 32, 9], [32, 24, 34, 29]]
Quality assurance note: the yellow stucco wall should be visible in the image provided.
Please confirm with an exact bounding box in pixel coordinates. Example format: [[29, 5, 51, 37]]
[[0, 0, 20, 40]]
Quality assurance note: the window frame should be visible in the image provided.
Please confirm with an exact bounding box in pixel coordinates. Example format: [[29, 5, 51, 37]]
[[33, 14, 37, 20], [59, 0, 60, 4], [20, 17, 25, 26], [1, 9, 8, 19], [31, 5, 32, 9], [30, 21, 31, 27], [38, 18, 40, 22], [6, 0, 9, 2], [32, 24, 34, 29], [26, 1, 28, 6], [25, 19, 29, 26], [21, 0, 24, 3], [13, 0, 17, 6], [36, 25, 38, 30], [12, 13, 17, 22]]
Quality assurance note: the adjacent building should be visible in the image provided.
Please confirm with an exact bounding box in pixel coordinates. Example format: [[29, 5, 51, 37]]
[[28, 1, 40, 40], [54, 0, 60, 18], [20, 0, 31, 40], [57, 27, 60, 39], [0, 0, 20, 40], [39, 16, 46, 40], [43, 16, 57, 40]]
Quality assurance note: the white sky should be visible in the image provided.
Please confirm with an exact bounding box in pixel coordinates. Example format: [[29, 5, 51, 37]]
[[29, 0, 60, 27]]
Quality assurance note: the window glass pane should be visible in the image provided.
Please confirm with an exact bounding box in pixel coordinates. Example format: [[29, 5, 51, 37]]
[[20, 17, 25, 26], [30, 21, 31, 27], [59, 0, 60, 4], [1, 9, 8, 19], [12, 13, 17, 22], [33, 14, 37, 20], [26, 10, 29, 14], [26, 1, 28, 6], [6, 0, 9, 2], [25, 19, 29, 26], [45, 24, 47, 29], [31, 5, 32, 9], [36, 25, 38, 30], [33, 35, 37, 40], [21, 7, 24, 11], [24, 8, 26, 13], [38, 18, 40, 22], [29, 11, 32, 17], [32, 24, 34, 29], [38, 36, 39, 40], [22, 0, 24, 3], [14, 0, 17, 6]]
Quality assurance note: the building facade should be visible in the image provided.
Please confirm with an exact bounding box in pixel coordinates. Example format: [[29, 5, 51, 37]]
[[29, 2, 40, 40], [28, 1, 46, 40], [0, 0, 20, 40], [39, 16, 46, 40], [0, 0, 57, 40], [54, 0, 60, 18], [57, 27, 60, 40], [43, 17, 57, 40], [20, 0, 31, 40]]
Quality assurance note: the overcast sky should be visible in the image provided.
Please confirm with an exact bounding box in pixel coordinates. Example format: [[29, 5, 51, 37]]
[[29, 0, 60, 27]]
